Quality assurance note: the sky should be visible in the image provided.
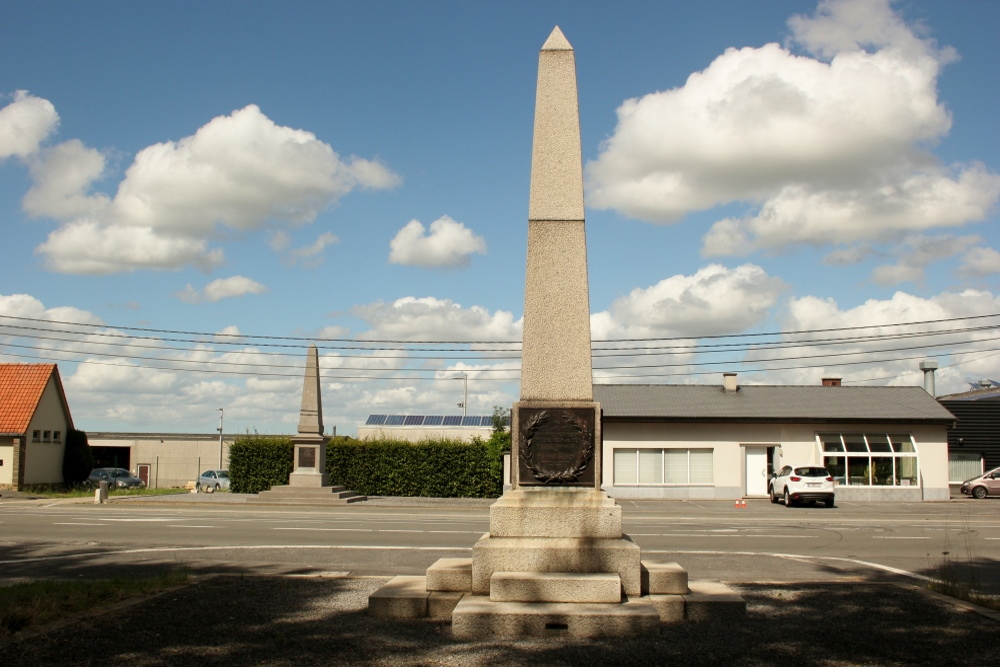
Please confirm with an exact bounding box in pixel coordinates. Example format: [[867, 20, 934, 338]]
[[2, 0, 999, 437]]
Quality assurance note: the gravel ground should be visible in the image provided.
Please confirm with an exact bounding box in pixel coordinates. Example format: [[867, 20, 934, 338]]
[[1, 576, 995, 666]]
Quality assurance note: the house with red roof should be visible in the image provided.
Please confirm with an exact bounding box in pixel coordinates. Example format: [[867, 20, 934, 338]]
[[0, 364, 74, 490]]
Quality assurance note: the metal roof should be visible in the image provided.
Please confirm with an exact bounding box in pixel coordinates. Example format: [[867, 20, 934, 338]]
[[593, 384, 956, 424]]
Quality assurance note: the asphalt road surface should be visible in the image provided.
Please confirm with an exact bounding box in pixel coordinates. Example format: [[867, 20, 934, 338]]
[[1, 495, 997, 594]]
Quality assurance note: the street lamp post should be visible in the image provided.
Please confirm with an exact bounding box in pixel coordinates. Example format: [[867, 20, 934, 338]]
[[453, 374, 468, 417], [217, 408, 224, 468]]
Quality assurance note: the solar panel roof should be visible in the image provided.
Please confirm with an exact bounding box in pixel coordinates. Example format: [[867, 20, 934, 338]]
[[385, 415, 405, 426], [366, 414, 387, 425], [403, 415, 424, 425]]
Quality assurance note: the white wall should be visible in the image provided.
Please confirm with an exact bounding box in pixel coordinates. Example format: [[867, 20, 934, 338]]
[[356, 426, 493, 442], [89, 435, 233, 489], [601, 420, 950, 501], [23, 376, 68, 486]]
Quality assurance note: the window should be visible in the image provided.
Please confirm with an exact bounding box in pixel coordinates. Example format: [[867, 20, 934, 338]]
[[949, 452, 983, 483], [614, 448, 714, 486], [53, 431, 61, 442], [43, 431, 51, 442], [32, 430, 41, 442], [817, 433, 919, 487]]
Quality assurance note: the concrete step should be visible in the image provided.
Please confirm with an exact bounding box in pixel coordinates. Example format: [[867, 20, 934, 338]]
[[426, 558, 473, 592], [451, 595, 660, 639], [641, 561, 689, 595], [368, 576, 428, 619], [490, 571, 621, 603], [684, 580, 746, 621], [249, 485, 366, 504]]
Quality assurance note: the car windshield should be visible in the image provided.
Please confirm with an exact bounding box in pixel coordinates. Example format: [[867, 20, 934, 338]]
[[112, 469, 131, 477], [794, 467, 829, 477], [217, 471, 229, 479]]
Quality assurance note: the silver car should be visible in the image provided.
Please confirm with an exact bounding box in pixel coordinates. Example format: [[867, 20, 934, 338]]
[[84, 467, 145, 490], [197, 469, 231, 491], [960, 466, 1000, 499]]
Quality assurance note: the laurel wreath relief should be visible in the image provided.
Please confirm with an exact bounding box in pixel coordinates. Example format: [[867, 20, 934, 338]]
[[519, 410, 594, 483]]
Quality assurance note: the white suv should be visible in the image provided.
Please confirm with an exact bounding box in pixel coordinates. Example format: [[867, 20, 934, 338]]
[[770, 465, 835, 508]]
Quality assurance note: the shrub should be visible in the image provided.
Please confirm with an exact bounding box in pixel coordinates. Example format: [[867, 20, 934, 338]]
[[327, 434, 506, 498], [228, 433, 293, 493]]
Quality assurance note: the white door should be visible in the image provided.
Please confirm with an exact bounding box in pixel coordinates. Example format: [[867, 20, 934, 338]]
[[745, 447, 768, 496]]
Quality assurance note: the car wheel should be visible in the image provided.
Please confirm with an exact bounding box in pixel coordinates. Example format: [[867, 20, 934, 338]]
[[824, 498, 834, 508], [784, 489, 793, 508], [214, 483, 220, 491], [769, 486, 779, 504], [972, 486, 988, 499]]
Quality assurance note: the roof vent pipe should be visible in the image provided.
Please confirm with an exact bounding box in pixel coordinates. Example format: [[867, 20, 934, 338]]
[[723, 372, 738, 392], [822, 378, 842, 387], [919, 360, 939, 396]]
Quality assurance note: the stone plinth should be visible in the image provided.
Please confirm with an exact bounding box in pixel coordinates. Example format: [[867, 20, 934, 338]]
[[426, 558, 473, 592], [490, 571, 622, 603], [451, 596, 660, 639], [471, 534, 642, 596], [490, 488, 621, 538], [641, 561, 689, 595], [368, 576, 428, 619]]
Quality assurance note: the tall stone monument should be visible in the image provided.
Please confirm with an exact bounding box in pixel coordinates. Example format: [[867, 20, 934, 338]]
[[290, 344, 328, 487], [251, 345, 364, 504], [367, 27, 744, 636]]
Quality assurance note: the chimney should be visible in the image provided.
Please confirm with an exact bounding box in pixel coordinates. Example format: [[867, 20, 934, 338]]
[[821, 378, 842, 387], [723, 372, 738, 392], [919, 360, 938, 395]]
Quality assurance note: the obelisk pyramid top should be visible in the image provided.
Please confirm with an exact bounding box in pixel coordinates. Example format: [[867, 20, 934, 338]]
[[542, 26, 573, 51], [297, 344, 324, 436]]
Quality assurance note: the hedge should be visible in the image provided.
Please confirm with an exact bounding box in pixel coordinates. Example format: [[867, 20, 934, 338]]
[[228, 431, 508, 498], [228, 433, 294, 494], [328, 434, 507, 498]]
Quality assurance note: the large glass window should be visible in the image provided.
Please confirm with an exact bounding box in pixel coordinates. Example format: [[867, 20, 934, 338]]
[[614, 448, 714, 486], [817, 433, 919, 487]]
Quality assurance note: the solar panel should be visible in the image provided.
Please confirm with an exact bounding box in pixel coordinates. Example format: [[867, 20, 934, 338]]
[[403, 415, 424, 425], [385, 415, 405, 426], [462, 416, 480, 427], [480, 416, 493, 427], [366, 414, 387, 425], [423, 416, 443, 426], [443, 415, 463, 426]]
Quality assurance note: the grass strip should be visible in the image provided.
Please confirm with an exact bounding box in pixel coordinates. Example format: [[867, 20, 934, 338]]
[[0, 571, 190, 638]]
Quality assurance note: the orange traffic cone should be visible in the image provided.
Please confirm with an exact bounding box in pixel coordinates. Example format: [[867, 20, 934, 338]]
[[741, 499, 748, 508], [734, 499, 740, 508]]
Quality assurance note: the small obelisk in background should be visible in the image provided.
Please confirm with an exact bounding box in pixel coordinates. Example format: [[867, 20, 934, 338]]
[[289, 344, 329, 487]]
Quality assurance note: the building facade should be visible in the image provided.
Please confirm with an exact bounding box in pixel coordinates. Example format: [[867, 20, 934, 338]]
[[0, 364, 73, 490], [595, 377, 955, 502]]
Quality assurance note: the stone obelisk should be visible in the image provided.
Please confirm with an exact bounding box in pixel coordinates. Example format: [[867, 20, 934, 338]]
[[514, 25, 600, 489], [289, 344, 329, 487]]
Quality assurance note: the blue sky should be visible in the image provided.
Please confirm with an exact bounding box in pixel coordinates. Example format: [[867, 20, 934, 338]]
[[2, 0, 999, 436]]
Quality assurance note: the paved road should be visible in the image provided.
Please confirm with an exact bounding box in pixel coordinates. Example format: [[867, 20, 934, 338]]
[[1, 495, 997, 594]]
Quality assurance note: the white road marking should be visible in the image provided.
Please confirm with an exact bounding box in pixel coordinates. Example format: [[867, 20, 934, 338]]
[[167, 525, 215, 529], [871, 536, 929, 540], [52, 522, 107, 526], [98, 518, 172, 522]]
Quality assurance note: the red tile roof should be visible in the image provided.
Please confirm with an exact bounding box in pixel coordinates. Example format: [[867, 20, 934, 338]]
[[0, 364, 59, 434]]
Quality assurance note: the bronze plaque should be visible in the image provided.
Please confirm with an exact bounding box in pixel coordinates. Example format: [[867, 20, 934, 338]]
[[517, 407, 595, 486], [298, 446, 317, 469]]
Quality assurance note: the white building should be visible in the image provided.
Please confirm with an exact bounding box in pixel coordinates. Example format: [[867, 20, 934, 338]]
[[595, 375, 955, 502]]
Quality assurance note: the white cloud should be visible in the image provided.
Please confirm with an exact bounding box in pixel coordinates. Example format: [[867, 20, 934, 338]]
[[23, 140, 109, 220], [957, 247, 1000, 278], [584, 0, 1000, 256], [747, 289, 1000, 392], [0, 91, 58, 160], [177, 275, 267, 304], [29, 104, 399, 274], [353, 296, 520, 342], [389, 216, 487, 268], [870, 234, 980, 286], [0, 293, 104, 326], [592, 264, 787, 339], [282, 231, 339, 267]]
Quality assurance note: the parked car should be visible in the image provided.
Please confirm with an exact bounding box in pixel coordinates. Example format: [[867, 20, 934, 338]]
[[770, 465, 835, 507], [83, 467, 145, 490], [197, 469, 230, 491], [960, 466, 1000, 499]]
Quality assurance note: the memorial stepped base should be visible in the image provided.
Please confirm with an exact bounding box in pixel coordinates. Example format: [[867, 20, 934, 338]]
[[368, 558, 746, 638], [250, 484, 365, 504]]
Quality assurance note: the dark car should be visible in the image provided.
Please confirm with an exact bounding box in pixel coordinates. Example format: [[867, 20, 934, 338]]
[[83, 467, 146, 490]]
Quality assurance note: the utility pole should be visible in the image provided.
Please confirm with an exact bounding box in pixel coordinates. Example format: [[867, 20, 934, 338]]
[[217, 407, 224, 468], [454, 373, 468, 417]]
